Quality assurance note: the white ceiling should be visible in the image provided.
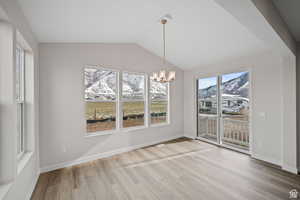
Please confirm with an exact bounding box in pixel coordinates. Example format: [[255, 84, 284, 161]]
[[272, 0, 300, 42], [17, 0, 267, 69]]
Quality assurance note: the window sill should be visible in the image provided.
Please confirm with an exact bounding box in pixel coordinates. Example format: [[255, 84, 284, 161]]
[[0, 183, 12, 200], [85, 125, 148, 138], [85, 130, 114, 138], [150, 122, 170, 128], [84, 123, 171, 138], [17, 152, 33, 175], [121, 125, 147, 132]]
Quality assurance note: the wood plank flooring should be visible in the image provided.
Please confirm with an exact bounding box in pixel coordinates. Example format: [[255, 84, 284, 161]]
[[31, 138, 300, 200]]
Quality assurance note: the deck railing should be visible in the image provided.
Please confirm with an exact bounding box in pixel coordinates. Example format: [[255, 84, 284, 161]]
[[198, 115, 249, 149]]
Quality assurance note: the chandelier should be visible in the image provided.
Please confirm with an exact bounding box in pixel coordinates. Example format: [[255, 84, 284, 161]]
[[152, 15, 176, 83]]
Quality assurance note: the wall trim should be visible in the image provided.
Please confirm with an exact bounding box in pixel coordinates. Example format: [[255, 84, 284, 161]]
[[183, 134, 196, 140], [40, 134, 182, 173], [250, 153, 298, 174], [25, 172, 40, 200], [251, 153, 282, 166], [282, 165, 298, 174]]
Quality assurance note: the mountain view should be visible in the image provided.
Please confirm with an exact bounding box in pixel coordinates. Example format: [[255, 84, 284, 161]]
[[199, 72, 249, 98], [122, 72, 145, 100], [197, 72, 250, 151], [85, 68, 117, 101], [85, 68, 167, 101], [85, 68, 168, 133]]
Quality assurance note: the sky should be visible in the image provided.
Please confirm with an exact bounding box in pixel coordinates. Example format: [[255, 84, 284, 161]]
[[198, 71, 247, 89]]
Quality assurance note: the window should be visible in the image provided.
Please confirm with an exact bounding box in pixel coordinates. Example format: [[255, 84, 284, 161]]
[[122, 72, 145, 128], [150, 79, 169, 124], [16, 46, 25, 157], [84, 68, 171, 134], [84, 67, 117, 133]]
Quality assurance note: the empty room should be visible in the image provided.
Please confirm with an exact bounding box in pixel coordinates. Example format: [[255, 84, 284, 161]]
[[0, 0, 300, 199]]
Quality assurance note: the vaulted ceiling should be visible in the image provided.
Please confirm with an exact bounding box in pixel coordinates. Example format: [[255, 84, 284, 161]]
[[17, 0, 267, 69], [272, 0, 300, 42]]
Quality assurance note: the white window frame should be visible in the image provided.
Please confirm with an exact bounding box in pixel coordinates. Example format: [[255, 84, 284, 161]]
[[84, 66, 119, 136], [120, 71, 148, 130], [84, 67, 173, 137], [149, 80, 170, 127], [16, 45, 25, 159]]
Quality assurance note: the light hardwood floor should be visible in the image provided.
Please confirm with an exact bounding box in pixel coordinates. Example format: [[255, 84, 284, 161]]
[[31, 138, 300, 200]]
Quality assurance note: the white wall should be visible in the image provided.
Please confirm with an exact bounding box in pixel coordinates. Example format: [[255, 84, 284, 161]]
[[39, 43, 184, 171], [251, 0, 297, 174], [0, 0, 39, 199], [184, 51, 296, 171]]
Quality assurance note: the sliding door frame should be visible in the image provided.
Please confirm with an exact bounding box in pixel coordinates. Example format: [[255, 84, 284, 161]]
[[195, 70, 252, 155]]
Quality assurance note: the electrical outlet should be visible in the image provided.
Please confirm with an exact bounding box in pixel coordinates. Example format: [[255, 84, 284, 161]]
[[259, 112, 266, 120]]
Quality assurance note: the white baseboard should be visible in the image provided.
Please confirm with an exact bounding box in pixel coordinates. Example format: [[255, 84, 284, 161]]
[[183, 134, 196, 139], [183, 132, 197, 139], [25, 172, 40, 200], [251, 154, 299, 174], [251, 153, 282, 166], [282, 165, 298, 174], [40, 134, 182, 173]]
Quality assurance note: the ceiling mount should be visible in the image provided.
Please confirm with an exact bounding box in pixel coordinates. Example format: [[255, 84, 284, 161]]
[[159, 14, 173, 24]]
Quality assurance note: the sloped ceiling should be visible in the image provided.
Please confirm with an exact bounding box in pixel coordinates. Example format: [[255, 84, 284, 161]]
[[17, 0, 267, 69], [272, 0, 300, 42]]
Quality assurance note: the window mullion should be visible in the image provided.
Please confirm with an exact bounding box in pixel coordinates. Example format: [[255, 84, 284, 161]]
[[145, 75, 149, 127], [119, 71, 123, 129]]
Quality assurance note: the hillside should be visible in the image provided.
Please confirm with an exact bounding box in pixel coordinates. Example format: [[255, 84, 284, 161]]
[[199, 72, 249, 98], [85, 68, 167, 101]]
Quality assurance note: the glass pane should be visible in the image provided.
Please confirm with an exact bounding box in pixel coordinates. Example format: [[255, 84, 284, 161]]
[[17, 103, 24, 155], [122, 101, 144, 128], [150, 80, 168, 124], [122, 72, 145, 101], [16, 47, 24, 101], [221, 71, 249, 150], [197, 77, 218, 143], [86, 102, 116, 132], [150, 101, 167, 124], [84, 68, 117, 101], [198, 77, 217, 115], [150, 80, 168, 101]]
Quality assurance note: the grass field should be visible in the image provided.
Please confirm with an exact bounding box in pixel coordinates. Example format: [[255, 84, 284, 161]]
[[150, 101, 167, 124], [86, 101, 168, 132]]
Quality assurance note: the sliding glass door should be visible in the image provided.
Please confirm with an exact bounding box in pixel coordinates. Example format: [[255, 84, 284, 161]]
[[221, 72, 250, 151], [197, 76, 219, 144], [197, 71, 250, 152]]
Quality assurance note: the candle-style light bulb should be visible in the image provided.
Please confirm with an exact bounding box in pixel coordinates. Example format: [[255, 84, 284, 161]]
[[167, 71, 176, 82]]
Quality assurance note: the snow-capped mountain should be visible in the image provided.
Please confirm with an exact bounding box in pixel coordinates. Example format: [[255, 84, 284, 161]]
[[222, 72, 249, 98], [199, 72, 249, 98], [85, 68, 117, 101], [122, 72, 144, 100], [150, 81, 167, 101], [85, 68, 167, 101]]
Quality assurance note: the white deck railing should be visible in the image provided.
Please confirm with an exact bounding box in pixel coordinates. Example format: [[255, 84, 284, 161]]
[[198, 115, 249, 149]]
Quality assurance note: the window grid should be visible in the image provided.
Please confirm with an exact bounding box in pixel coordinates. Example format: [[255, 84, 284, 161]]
[[149, 79, 169, 125], [16, 46, 25, 158], [84, 67, 170, 135], [84, 67, 118, 133], [121, 72, 147, 129]]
